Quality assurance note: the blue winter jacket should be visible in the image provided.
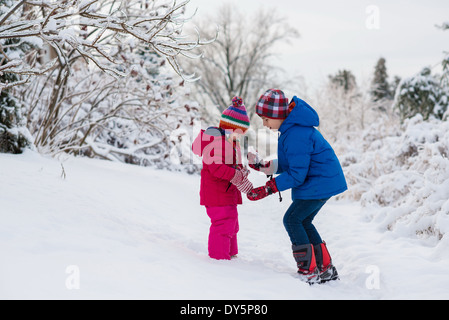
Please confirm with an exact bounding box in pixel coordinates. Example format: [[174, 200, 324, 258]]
[[275, 96, 347, 200]]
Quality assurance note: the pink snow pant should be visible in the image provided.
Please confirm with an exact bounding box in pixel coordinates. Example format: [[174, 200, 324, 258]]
[[206, 205, 239, 260]]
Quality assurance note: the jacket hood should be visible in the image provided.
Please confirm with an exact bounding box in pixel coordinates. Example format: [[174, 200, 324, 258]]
[[192, 127, 225, 157], [279, 96, 319, 132]]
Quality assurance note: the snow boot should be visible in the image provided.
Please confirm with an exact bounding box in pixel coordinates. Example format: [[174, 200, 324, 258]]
[[292, 244, 320, 285], [314, 242, 339, 283]]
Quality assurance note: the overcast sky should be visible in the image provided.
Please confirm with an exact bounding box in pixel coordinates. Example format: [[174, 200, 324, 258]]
[[186, 0, 449, 92]]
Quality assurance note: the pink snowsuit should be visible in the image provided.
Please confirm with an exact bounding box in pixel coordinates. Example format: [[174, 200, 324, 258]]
[[192, 127, 243, 260]]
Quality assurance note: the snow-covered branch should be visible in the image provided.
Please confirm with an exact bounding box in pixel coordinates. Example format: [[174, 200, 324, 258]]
[[0, 0, 211, 88], [0, 57, 56, 92]]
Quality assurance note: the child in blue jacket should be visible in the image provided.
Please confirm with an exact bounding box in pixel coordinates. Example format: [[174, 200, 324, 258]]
[[247, 89, 347, 285]]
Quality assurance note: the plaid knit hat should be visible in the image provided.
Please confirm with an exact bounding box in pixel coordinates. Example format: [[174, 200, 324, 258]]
[[219, 96, 250, 133], [256, 89, 289, 119]]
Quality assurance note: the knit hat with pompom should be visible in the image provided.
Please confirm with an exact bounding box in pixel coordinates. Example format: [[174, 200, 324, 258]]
[[219, 96, 250, 133]]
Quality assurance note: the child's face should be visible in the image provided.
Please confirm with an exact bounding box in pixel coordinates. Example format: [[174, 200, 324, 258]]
[[261, 117, 284, 131]]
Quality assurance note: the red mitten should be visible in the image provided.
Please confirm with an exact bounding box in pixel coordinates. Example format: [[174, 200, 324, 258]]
[[247, 179, 279, 201], [230, 169, 254, 194]]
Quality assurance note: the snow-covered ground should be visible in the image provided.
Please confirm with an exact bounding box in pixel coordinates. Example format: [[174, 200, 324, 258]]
[[1, 151, 448, 300]]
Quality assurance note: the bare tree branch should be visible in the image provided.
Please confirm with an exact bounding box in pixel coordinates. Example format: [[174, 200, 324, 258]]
[[182, 3, 299, 118]]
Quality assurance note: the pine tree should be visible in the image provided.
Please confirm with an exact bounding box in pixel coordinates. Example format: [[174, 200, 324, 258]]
[[393, 67, 448, 122], [0, 2, 33, 154], [442, 53, 449, 87], [329, 70, 357, 93], [440, 54, 449, 119], [440, 21, 449, 119], [391, 76, 402, 97], [371, 57, 392, 102]]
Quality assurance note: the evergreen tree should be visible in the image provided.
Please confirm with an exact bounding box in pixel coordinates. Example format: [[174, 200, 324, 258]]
[[393, 67, 448, 122], [0, 2, 33, 154], [391, 76, 402, 97], [0, 89, 30, 153], [442, 54, 449, 88], [440, 54, 449, 119], [329, 70, 357, 93], [371, 57, 392, 102], [440, 21, 449, 119]]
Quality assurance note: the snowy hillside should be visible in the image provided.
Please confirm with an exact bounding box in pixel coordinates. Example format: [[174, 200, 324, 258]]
[[1, 151, 449, 300]]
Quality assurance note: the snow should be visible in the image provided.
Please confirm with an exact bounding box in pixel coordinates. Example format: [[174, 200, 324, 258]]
[[1, 150, 449, 300]]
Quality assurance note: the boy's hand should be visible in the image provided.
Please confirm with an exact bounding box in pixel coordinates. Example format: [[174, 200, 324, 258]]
[[247, 179, 279, 201], [247, 152, 275, 175], [247, 151, 261, 167]]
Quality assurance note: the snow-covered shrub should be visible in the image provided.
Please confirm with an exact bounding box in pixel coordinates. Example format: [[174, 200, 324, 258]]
[[1, 0, 209, 171], [169, 118, 202, 174], [340, 114, 449, 242], [335, 115, 401, 201], [442, 54, 449, 120], [23, 50, 201, 171]]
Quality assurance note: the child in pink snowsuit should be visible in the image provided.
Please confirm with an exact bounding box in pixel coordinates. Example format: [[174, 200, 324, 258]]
[[192, 97, 253, 260]]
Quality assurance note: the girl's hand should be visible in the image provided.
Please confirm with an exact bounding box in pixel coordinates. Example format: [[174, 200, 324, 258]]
[[230, 169, 254, 194], [241, 166, 250, 178]]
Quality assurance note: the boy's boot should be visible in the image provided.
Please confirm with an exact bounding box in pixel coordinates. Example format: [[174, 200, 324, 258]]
[[314, 242, 339, 283], [292, 244, 320, 285]]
